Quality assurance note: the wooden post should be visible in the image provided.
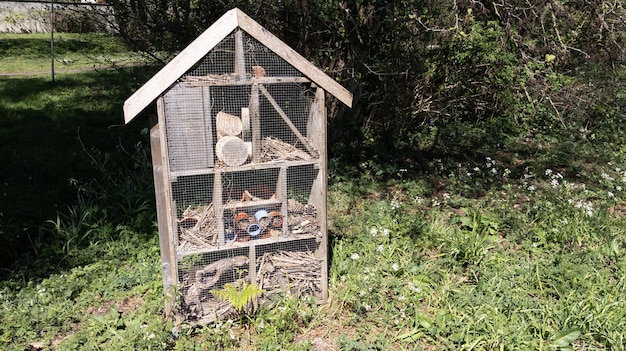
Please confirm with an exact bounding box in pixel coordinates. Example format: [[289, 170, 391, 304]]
[[234, 30, 246, 79], [241, 107, 250, 139], [277, 166, 288, 235], [153, 101, 179, 320], [214, 171, 224, 246], [249, 83, 261, 163], [308, 87, 328, 301], [202, 86, 215, 167]]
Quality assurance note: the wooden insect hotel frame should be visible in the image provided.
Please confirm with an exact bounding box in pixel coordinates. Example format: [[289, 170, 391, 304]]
[[123, 8, 352, 324]]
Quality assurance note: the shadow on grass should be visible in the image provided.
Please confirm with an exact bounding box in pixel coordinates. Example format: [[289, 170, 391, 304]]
[[0, 66, 158, 274]]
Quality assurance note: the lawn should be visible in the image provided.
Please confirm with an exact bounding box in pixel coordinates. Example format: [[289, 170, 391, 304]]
[[0, 33, 149, 75], [0, 34, 625, 350]]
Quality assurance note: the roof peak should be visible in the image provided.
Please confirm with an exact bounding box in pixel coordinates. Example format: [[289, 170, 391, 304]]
[[123, 8, 352, 124]]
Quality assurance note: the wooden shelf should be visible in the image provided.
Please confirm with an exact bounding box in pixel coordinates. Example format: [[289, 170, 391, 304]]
[[175, 233, 319, 260], [180, 75, 311, 87], [168, 159, 319, 180], [224, 198, 281, 210]]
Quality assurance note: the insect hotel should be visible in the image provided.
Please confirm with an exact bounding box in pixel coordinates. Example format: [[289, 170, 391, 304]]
[[123, 8, 352, 323]]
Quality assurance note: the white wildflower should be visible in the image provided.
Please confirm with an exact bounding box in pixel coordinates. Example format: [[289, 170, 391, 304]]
[[351, 253, 360, 260], [601, 172, 615, 181], [408, 282, 421, 293], [398, 295, 405, 301], [370, 227, 378, 236], [377, 244, 384, 252], [391, 200, 400, 210], [392, 263, 399, 271], [486, 157, 493, 168]]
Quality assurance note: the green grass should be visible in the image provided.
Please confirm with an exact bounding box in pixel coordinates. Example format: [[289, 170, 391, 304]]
[[0, 33, 149, 75], [0, 66, 158, 270], [1, 35, 625, 350]]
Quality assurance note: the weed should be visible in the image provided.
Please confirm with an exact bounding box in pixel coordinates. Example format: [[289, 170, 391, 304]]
[[211, 278, 264, 324]]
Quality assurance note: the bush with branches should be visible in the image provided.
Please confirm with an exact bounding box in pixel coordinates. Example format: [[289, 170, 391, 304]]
[[105, 0, 626, 162]]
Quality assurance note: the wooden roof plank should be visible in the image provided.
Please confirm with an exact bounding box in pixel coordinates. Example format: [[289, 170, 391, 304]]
[[235, 9, 353, 108], [123, 8, 352, 124], [123, 9, 239, 123]]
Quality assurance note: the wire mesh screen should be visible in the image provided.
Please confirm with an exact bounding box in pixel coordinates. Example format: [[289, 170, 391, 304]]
[[177, 248, 250, 322], [159, 28, 327, 323], [187, 31, 302, 78], [255, 238, 322, 302]]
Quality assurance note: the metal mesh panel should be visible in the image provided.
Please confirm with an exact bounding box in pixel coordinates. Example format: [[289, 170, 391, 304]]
[[163, 85, 214, 171], [178, 248, 250, 322], [173, 174, 216, 251], [256, 238, 322, 302], [187, 31, 302, 78], [160, 28, 326, 324], [286, 164, 321, 238]]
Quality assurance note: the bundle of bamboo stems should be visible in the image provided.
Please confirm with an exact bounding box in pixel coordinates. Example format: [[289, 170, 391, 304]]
[[261, 136, 315, 161], [178, 204, 217, 250], [256, 250, 322, 297]]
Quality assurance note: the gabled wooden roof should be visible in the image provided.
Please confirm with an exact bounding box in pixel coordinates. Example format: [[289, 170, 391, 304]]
[[124, 8, 352, 124]]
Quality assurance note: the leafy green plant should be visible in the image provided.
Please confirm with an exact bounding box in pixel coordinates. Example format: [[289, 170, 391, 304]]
[[552, 328, 582, 351], [439, 209, 499, 267], [45, 202, 103, 256], [211, 279, 264, 324]]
